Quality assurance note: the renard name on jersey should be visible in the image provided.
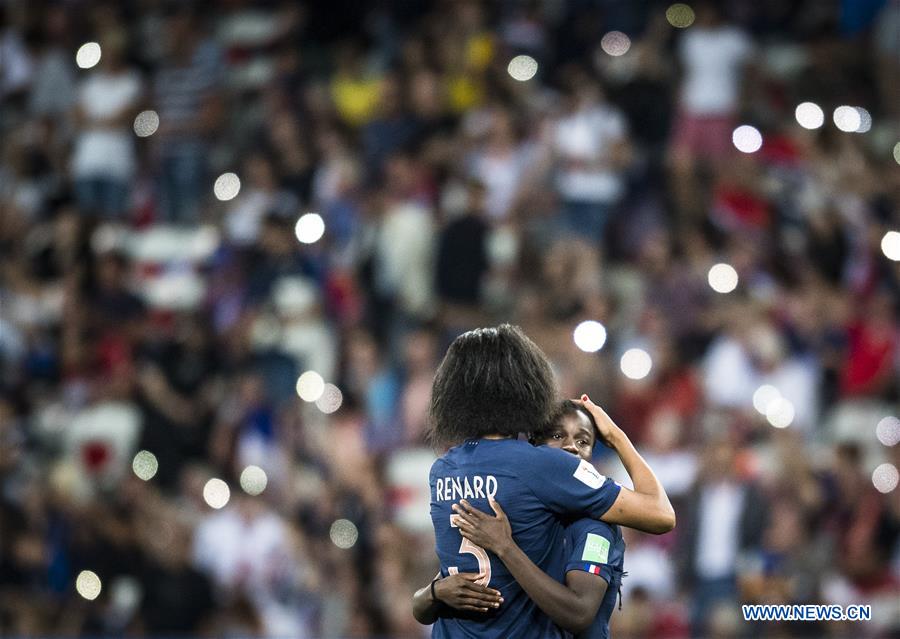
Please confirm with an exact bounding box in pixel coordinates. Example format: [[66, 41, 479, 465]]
[[434, 475, 499, 502]]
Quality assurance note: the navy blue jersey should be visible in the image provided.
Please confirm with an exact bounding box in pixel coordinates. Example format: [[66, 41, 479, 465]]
[[429, 438, 621, 639], [563, 518, 626, 639]]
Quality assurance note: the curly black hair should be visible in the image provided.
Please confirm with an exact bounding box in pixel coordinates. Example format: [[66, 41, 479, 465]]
[[427, 325, 558, 447]]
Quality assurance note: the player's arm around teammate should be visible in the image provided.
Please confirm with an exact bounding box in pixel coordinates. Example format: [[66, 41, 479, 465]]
[[412, 572, 503, 624]]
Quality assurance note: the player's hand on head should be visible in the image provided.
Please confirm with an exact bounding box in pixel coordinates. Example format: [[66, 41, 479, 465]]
[[434, 573, 503, 613], [574, 393, 620, 448], [451, 498, 513, 554]]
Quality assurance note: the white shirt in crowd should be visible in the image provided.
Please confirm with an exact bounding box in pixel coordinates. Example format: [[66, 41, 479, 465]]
[[695, 481, 744, 579], [375, 201, 435, 317], [193, 506, 311, 638], [71, 70, 142, 180], [678, 26, 753, 116], [620, 540, 676, 599], [553, 105, 627, 204], [702, 334, 819, 430], [193, 507, 291, 591], [470, 145, 532, 221]]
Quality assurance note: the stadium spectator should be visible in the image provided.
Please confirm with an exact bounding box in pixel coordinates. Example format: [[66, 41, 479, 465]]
[[71, 27, 141, 218], [153, 5, 224, 223]]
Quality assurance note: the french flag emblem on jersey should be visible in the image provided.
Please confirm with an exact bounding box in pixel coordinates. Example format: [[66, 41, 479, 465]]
[[585, 564, 602, 575]]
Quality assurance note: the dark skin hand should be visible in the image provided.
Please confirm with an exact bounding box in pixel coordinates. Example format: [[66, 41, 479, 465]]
[[411, 572, 503, 624], [450, 498, 512, 555]]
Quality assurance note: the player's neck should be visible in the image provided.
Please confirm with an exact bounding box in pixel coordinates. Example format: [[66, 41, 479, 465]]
[[482, 434, 515, 440]]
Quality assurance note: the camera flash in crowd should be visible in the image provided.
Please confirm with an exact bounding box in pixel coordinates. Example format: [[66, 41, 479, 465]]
[[213, 172, 241, 201], [76, 42, 101, 69], [833, 106, 860, 132], [853, 107, 872, 133], [132, 450, 158, 481], [876, 416, 900, 447], [573, 321, 607, 353], [203, 478, 230, 509], [666, 4, 695, 28], [601, 31, 631, 57], [296, 371, 325, 402], [794, 102, 824, 129], [732, 125, 762, 153], [620, 348, 652, 380], [330, 519, 359, 549], [881, 231, 900, 261], [752, 385, 781, 415], [133, 110, 160, 138], [507, 55, 538, 82], [765, 397, 795, 428], [295, 213, 325, 244], [76, 570, 102, 600], [708, 263, 739, 293], [872, 463, 898, 494], [240, 465, 268, 496], [316, 383, 344, 414]]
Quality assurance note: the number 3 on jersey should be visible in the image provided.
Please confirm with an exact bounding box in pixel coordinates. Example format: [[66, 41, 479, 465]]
[[448, 515, 491, 586]]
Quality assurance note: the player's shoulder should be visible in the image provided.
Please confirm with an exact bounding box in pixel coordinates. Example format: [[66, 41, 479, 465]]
[[430, 448, 456, 479], [520, 442, 581, 465], [497, 442, 583, 481], [430, 439, 578, 477]]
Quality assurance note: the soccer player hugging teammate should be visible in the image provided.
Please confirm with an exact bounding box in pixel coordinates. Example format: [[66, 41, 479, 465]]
[[412, 325, 675, 638]]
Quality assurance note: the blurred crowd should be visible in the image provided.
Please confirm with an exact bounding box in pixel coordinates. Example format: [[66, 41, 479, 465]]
[[1, 0, 899, 637]]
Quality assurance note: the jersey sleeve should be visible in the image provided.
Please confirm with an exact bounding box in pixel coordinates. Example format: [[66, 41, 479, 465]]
[[565, 521, 617, 583], [521, 446, 621, 520]]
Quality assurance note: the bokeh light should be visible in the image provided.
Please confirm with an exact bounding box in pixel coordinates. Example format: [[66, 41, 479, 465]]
[[620, 348, 652, 380], [132, 450, 158, 481], [600, 31, 631, 56], [202, 478, 230, 509], [573, 321, 607, 353], [316, 383, 344, 414], [76, 42, 101, 69], [765, 397, 795, 428], [876, 416, 900, 446], [893, 142, 900, 165], [76, 570, 102, 600], [330, 519, 359, 549], [666, 3, 695, 28], [213, 173, 241, 201], [752, 385, 781, 415], [833, 106, 861, 132], [295, 213, 325, 244], [794, 102, 824, 129], [872, 463, 898, 494], [707, 263, 738, 293], [854, 107, 872, 133], [133, 110, 160, 138], [239, 465, 268, 496], [881, 231, 900, 261], [507, 55, 538, 81], [732, 125, 762, 153], [296, 370, 325, 402]]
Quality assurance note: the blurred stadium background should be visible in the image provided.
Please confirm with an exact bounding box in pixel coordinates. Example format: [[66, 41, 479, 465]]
[[1, 0, 899, 637]]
